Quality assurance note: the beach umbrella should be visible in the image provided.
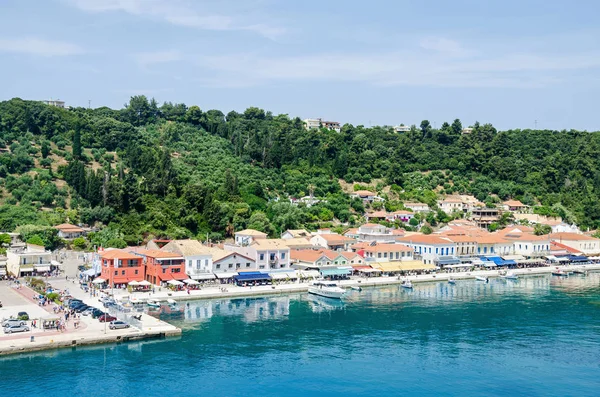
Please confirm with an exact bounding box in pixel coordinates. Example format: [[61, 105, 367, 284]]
[[128, 280, 139, 286], [92, 278, 106, 284]]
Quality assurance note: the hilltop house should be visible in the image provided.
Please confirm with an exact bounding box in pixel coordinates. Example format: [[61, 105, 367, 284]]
[[281, 229, 310, 239], [54, 223, 85, 239], [403, 202, 430, 213], [310, 233, 356, 251], [234, 229, 268, 246]]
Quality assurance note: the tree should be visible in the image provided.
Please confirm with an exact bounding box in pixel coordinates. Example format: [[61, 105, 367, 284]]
[[72, 237, 87, 249], [534, 223, 552, 235], [420, 225, 433, 234], [247, 211, 274, 236], [420, 120, 432, 138], [451, 119, 462, 135], [0, 233, 11, 246], [72, 125, 82, 159], [41, 140, 51, 158], [26, 235, 45, 246]]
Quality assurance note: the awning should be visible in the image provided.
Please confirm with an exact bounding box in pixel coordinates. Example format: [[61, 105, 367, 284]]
[[82, 268, 99, 276], [51, 260, 62, 267], [545, 255, 558, 261], [359, 268, 382, 273], [556, 256, 570, 262], [319, 267, 351, 276], [214, 272, 235, 279], [233, 272, 272, 282], [444, 263, 473, 269], [183, 279, 200, 285], [269, 271, 297, 280], [352, 265, 372, 271], [299, 270, 320, 278], [190, 273, 216, 280], [128, 280, 139, 286], [569, 255, 588, 262], [502, 255, 525, 261], [138, 280, 152, 286], [0, 269, 6, 275], [34, 265, 51, 272], [92, 278, 106, 284], [482, 263, 497, 267], [496, 260, 517, 267], [20, 267, 34, 272], [435, 256, 460, 266], [167, 280, 184, 286], [371, 261, 437, 272]]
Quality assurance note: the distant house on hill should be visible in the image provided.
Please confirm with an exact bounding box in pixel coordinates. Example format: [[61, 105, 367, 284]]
[[54, 223, 85, 239]]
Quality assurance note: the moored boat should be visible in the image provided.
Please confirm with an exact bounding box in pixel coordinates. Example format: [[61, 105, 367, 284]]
[[401, 281, 413, 289], [505, 272, 518, 280], [308, 282, 346, 299], [147, 299, 161, 308], [476, 276, 489, 282], [552, 269, 568, 277], [448, 278, 456, 284]]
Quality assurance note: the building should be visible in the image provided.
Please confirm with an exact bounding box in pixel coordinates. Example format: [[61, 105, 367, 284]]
[[470, 208, 501, 228], [497, 228, 550, 256], [392, 210, 415, 223], [462, 127, 473, 134], [303, 118, 322, 130], [290, 249, 364, 268], [394, 125, 411, 133], [322, 120, 341, 132], [136, 249, 186, 286], [42, 99, 65, 108], [54, 223, 85, 239], [280, 237, 314, 250], [397, 235, 457, 265], [437, 198, 464, 214], [403, 202, 430, 213], [6, 244, 52, 277], [225, 239, 291, 270], [549, 233, 600, 255], [161, 239, 221, 281], [212, 250, 256, 274], [289, 196, 322, 207], [343, 228, 359, 239], [99, 249, 144, 288], [445, 235, 478, 256], [281, 229, 310, 239], [356, 223, 396, 243], [351, 190, 382, 203], [0, 255, 7, 278], [473, 235, 513, 256], [234, 229, 268, 246], [501, 200, 529, 213], [358, 243, 414, 263], [310, 233, 356, 251]]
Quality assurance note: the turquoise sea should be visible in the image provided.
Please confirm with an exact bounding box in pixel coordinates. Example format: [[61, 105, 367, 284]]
[[1, 274, 600, 396]]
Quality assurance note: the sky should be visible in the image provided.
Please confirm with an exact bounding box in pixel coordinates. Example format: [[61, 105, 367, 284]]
[[1, 0, 600, 131]]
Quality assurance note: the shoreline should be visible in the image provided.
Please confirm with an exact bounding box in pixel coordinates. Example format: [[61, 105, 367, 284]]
[[1, 263, 597, 357]]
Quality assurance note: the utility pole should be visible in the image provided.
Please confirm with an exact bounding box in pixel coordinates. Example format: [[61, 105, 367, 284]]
[[88, 100, 91, 109], [534, 120, 538, 129]]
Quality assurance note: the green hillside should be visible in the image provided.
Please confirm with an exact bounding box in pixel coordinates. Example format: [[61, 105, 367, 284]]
[[1, 96, 599, 247]]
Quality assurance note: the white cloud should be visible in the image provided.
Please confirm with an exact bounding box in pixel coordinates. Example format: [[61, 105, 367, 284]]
[[133, 50, 183, 66], [419, 37, 472, 57], [0, 37, 83, 56], [192, 48, 600, 89], [65, 0, 284, 39]]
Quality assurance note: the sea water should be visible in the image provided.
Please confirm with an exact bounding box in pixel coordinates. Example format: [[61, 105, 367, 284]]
[[1, 274, 599, 396]]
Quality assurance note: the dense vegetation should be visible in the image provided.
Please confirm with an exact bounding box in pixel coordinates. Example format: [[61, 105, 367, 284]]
[[0, 97, 599, 247]]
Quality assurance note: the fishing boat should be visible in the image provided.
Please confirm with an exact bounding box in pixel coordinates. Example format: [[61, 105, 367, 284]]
[[308, 282, 346, 299], [448, 278, 456, 284], [401, 280, 413, 289], [475, 276, 489, 282]]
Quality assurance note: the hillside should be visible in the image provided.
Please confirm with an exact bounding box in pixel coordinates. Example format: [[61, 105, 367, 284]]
[[0, 96, 599, 246]]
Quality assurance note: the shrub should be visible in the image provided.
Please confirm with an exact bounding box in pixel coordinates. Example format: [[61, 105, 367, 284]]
[[72, 237, 87, 249]]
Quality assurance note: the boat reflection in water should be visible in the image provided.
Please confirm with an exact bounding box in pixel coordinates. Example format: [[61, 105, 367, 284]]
[[304, 294, 346, 313], [182, 296, 292, 324]]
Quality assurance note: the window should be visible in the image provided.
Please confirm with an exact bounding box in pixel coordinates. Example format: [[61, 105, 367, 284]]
[[236, 263, 240, 268], [378, 253, 382, 258], [188, 260, 192, 267], [270, 253, 275, 261], [121, 270, 125, 275], [162, 269, 166, 274], [384, 252, 388, 258], [172, 268, 180, 273], [114, 271, 118, 276], [229, 264, 233, 268], [281, 252, 286, 260], [135, 270, 138, 275], [196, 259, 201, 267], [259, 254, 264, 261], [216, 264, 221, 269], [246, 263, 251, 268], [259, 265, 265, 269]]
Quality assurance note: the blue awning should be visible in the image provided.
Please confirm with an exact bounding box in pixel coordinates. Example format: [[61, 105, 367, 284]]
[[320, 268, 351, 276], [436, 256, 460, 266], [234, 272, 272, 282], [568, 255, 588, 262], [496, 260, 517, 266]]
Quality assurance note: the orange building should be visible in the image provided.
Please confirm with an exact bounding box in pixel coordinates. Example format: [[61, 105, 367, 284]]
[[137, 249, 186, 286], [100, 250, 145, 288]]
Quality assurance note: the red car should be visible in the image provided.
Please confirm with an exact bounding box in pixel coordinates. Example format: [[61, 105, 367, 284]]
[[98, 314, 117, 322]]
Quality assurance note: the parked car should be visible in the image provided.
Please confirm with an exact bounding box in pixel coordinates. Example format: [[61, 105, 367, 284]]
[[3, 324, 30, 334], [97, 314, 117, 323], [2, 319, 26, 328], [17, 312, 29, 320], [91, 309, 105, 319], [103, 302, 117, 309], [82, 307, 96, 316], [74, 305, 90, 313], [108, 320, 130, 330], [69, 301, 84, 309]]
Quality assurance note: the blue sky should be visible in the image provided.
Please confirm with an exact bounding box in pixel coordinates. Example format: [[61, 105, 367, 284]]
[[1, 0, 600, 130]]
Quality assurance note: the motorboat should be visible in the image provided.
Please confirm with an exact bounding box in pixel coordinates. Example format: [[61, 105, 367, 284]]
[[351, 286, 362, 291], [308, 282, 346, 299], [505, 272, 518, 280], [475, 276, 489, 282], [552, 269, 568, 277], [147, 299, 161, 308], [448, 278, 456, 284], [401, 280, 413, 289]]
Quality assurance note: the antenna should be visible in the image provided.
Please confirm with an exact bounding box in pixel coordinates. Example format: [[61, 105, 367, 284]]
[[88, 100, 91, 109], [534, 120, 538, 129]]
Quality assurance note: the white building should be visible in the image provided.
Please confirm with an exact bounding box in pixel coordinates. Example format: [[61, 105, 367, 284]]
[[42, 99, 65, 108], [6, 244, 52, 277], [303, 118, 322, 130], [403, 202, 430, 213], [234, 229, 268, 246], [549, 232, 600, 255], [356, 223, 396, 243], [310, 233, 356, 251], [397, 235, 457, 265], [225, 239, 291, 270], [360, 243, 414, 263], [394, 125, 411, 133], [161, 239, 223, 280]]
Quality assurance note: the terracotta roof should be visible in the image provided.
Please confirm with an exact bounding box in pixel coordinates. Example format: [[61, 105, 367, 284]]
[[393, 210, 414, 215], [136, 249, 183, 259], [473, 235, 511, 244], [549, 232, 599, 241], [503, 200, 526, 207], [161, 240, 219, 256], [212, 249, 254, 263], [235, 229, 268, 236], [444, 235, 477, 243], [252, 239, 292, 250], [290, 249, 342, 263], [367, 212, 389, 218], [363, 243, 413, 253], [54, 223, 84, 232], [343, 228, 359, 236], [499, 232, 550, 242], [280, 237, 313, 248], [283, 229, 310, 238], [100, 250, 140, 260], [362, 223, 384, 228], [550, 241, 582, 254], [353, 190, 376, 196], [316, 234, 356, 244]]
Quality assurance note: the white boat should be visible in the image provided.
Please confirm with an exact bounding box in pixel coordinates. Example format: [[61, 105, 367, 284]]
[[401, 281, 413, 289], [505, 272, 518, 280], [351, 286, 362, 291], [147, 299, 161, 308], [308, 282, 346, 299], [475, 276, 489, 282], [448, 278, 456, 284]]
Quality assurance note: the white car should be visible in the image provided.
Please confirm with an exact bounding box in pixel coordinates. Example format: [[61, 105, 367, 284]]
[[2, 319, 26, 328], [108, 320, 130, 330], [4, 324, 30, 334]]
